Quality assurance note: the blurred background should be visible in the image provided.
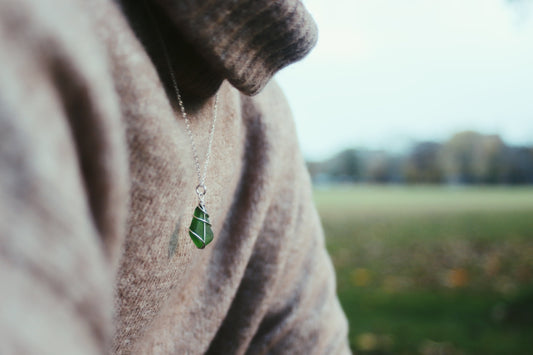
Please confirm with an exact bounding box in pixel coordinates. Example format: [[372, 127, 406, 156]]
[[277, 0, 533, 354]]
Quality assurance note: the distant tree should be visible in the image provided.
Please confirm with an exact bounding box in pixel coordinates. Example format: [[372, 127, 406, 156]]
[[505, 147, 533, 184], [306, 148, 361, 183], [364, 151, 388, 183], [473, 135, 507, 184], [404, 142, 443, 183], [440, 131, 480, 183], [306, 130, 533, 186], [440, 131, 508, 184], [306, 160, 323, 180], [331, 149, 360, 181], [357, 150, 403, 183]]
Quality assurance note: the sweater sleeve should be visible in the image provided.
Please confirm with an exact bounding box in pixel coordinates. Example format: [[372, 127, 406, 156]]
[[247, 112, 352, 354], [0, 1, 127, 353], [247, 171, 352, 355], [206, 82, 351, 355]]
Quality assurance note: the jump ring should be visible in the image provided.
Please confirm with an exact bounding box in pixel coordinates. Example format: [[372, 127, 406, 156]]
[[196, 184, 207, 197]]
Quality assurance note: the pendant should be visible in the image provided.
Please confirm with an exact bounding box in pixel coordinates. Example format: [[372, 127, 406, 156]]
[[188, 203, 214, 249]]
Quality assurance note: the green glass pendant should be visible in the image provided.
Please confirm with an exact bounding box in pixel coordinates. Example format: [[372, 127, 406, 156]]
[[188, 204, 214, 249]]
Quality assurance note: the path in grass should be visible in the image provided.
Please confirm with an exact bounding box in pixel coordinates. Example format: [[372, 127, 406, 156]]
[[314, 186, 533, 354]]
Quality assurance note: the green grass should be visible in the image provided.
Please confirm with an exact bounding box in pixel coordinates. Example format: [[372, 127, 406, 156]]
[[314, 185, 533, 355]]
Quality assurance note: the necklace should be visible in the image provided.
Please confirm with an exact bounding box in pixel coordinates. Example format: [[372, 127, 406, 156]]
[[151, 7, 219, 249], [175, 85, 219, 250]]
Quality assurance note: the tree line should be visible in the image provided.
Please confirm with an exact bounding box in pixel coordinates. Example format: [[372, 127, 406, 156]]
[[307, 131, 533, 185]]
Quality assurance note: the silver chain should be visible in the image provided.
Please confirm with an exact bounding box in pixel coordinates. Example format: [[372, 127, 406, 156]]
[[171, 72, 219, 202], [151, 6, 219, 205]]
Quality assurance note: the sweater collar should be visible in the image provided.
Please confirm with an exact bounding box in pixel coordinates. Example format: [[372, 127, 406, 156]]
[[119, 0, 317, 100]]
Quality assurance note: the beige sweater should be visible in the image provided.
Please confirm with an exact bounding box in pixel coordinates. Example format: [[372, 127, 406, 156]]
[[0, 0, 350, 354]]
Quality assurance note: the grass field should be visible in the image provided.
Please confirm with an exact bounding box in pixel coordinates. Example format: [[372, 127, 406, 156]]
[[314, 186, 533, 355]]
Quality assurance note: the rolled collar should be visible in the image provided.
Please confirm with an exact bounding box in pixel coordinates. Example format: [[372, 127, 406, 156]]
[[119, 0, 317, 99]]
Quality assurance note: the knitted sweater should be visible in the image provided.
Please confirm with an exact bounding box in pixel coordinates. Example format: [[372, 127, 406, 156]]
[[0, 0, 350, 354]]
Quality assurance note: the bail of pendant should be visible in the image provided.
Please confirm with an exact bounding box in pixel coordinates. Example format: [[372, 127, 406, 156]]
[[188, 203, 214, 249], [196, 184, 207, 203]]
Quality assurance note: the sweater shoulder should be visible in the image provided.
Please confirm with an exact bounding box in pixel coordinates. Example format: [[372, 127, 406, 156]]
[[238, 80, 302, 166]]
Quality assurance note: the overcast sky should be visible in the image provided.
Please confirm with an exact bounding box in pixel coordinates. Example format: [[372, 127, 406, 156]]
[[276, 0, 533, 161]]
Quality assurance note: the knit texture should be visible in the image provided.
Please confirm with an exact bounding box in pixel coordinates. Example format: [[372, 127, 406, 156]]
[[153, 0, 318, 95], [0, 0, 350, 354]]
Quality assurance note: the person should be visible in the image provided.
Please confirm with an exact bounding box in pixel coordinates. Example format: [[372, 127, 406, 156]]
[[0, 0, 350, 353]]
